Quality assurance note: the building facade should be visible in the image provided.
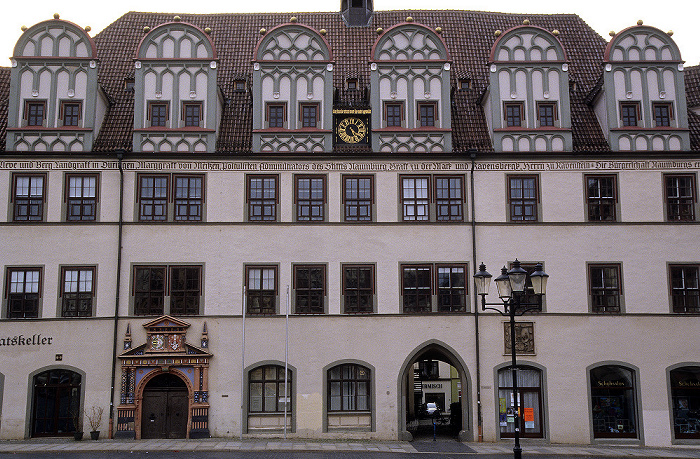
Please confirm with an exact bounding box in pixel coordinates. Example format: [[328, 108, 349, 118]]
[[0, 5, 699, 447]]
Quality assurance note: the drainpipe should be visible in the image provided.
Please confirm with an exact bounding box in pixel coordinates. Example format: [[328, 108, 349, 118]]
[[108, 150, 125, 439], [470, 151, 483, 442]]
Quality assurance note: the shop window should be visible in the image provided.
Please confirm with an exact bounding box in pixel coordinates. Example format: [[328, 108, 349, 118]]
[[295, 175, 326, 222], [246, 265, 278, 315], [498, 366, 544, 438], [586, 175, 617, 222], [342, 264, 375, 314], [665, 174, 696, 222], [670, 366, 700, 439], [590, 365, 638, 438], [508, 175, 539, 222], [60, 266, 95, 317]]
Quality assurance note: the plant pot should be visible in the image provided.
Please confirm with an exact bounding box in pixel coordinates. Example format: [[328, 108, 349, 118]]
[[90, 431, 100, 440], [74, 432, 83, 441]]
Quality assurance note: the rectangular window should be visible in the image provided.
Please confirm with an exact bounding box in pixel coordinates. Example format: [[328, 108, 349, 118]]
[[504, 102, 524, 127], [294, 265, 326, 314], [343, 175, 374, 222], [300, 103, 319, 128], [346, 78, 358, 90], [435, 176, 464, 221], [589, 264, 622, 313], [133, 266, 166, 315], [13, 174, 46, 222], [418, 102, 438, 127], [66, 174, 98, 221], [586, 175, 617, 222], [25, 101, 46, 127], [437, 265, 467, 312], [60, 101, 82, 127], [620, 102, 641, 127], [401, 176, 430, 221], [5, 267, 41, 318], [508, 175, 539, 222], [60, 267, 95, 317], [295, 175, 326, 222], [384, 102, 404, 127], [665, 174, 696, 221], [343, 265, 375, 314], [508, 261, 545, 312], [233, 80, 246, 92], [537, 102, 556, 127], [169, 266, 202, 315], [174, 175, 203, 221], [653, 102, 673, 127], [149, 102, 169, 127], [246, 266, 277, 315], [670, 265, 700, 313], [402, 265, 432, 313], [266, 103, 287, 128], [247, 175, 278, 222], [183, 102, 202, 127], [138, 175, 169, 221]]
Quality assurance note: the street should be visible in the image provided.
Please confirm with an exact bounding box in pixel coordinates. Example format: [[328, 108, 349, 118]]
[[0, 453, 641, 459]]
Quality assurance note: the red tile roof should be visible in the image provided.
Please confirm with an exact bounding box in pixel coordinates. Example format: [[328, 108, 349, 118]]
[[2, 10, 699, 152]]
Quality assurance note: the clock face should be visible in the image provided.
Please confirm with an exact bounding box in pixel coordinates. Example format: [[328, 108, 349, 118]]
[[337, 117, 367, 144]]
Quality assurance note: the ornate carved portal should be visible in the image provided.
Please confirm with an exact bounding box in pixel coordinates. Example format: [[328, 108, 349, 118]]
[[116, 316, 212, 439]]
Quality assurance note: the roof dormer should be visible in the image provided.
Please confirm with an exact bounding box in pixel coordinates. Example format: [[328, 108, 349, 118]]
[[341, 0, 373, 27]]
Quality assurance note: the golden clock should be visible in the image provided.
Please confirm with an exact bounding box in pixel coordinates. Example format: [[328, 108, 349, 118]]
[[337, 117, 367, 144]]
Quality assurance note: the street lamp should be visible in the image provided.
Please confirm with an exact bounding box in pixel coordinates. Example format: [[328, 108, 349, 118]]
[[474, 259, 548, 459]]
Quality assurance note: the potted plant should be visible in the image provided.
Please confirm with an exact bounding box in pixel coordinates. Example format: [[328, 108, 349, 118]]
[[70, 408, 83, 440], [87, 406, 103, 440]]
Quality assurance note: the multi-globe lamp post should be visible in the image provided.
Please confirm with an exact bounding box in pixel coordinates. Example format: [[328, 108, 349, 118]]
[[473, 259, 549, 459]]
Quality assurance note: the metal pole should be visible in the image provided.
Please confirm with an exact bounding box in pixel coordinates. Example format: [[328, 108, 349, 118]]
[[284, 286, 289, 439], [240, 286, 247, 439], [509, 299, 522, 459]]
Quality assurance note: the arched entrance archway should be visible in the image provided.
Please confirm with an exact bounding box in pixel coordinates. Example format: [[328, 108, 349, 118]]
[[140, 373, 189, 439], [398, 341, 472, 442]]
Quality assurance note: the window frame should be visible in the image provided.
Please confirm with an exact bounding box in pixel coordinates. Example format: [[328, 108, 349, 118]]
[[585, 174, 618, 222], [58, 100, 82, 127], [24, 100, 47, 127], [417, 101, 438, 127], [248, 364, 292, 414], [620, 101, 641, 127], [401, 263, 468, 314], [327, 363, 372, 413], [247, 175, 279, 222], [4, 266, 43, 319], [653, 102, 674, 127], [504, 102, 525, 127], [299, 102, 320, 128], [245, 265, 279, 315], [400, 175, 430, 222], [173, 175, 204, 222], [294, 175, 327, 222], [131, 264, 203, 316], [664, 174, 696, 222], [137, 174, 170, 222], [342, 175, 374, 222], [383, 101, 405, 128], [182, 102, 203, 128], [588, 263, 623, 313], [507, 174, 540, 222], [293, 264, 327, 314], [65, 173, 99, 222], [12, 173, 47, 222], [669, 264, 700, 314], [59, 266, 96, 317], [265, 102, 287, 129], [342, 264, 376, 314], [536, 102, 557, 127], [233, 80, 246, 92], [147, 101, 170, 128]]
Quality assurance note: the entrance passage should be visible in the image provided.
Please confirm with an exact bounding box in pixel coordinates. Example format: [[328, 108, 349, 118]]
[[32, 369, 81, 437], [403, 345, 467, 441], [141, 373, 188, 439]]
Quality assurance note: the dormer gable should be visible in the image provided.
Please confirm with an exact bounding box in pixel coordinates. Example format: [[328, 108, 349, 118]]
[[485, 24, 572, 152], [370, 21, 452, 152], [133, 19, 220, 153], [595, 23, 690, 151], [6, 15, 103, 152], [252, 23, 334, 152]]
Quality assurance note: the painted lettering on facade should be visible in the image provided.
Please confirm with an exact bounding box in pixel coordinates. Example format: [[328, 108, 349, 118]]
[[0, 334, 53, 347]]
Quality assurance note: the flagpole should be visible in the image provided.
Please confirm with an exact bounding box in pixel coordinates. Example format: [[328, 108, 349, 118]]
[[240, 285, 247, 439], [284, 285, 289, 439]]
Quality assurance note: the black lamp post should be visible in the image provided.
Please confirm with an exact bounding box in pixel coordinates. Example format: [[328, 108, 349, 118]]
[[474, 259, 548, 459]]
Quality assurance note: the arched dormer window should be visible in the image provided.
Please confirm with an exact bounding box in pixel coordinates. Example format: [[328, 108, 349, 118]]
[[133, 21, 219, 153], [252, 24, 334, 153], [486, 25, 572, 152], [370, 23, 452, 152], [7, 17, 102, 152], [596, 24, 689, 151]]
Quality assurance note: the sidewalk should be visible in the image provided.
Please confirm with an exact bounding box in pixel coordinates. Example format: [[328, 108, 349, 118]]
[[0, 437, 699, 457]]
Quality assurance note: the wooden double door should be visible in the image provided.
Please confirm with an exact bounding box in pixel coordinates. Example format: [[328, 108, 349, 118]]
[[141, 374, 188, 439]]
